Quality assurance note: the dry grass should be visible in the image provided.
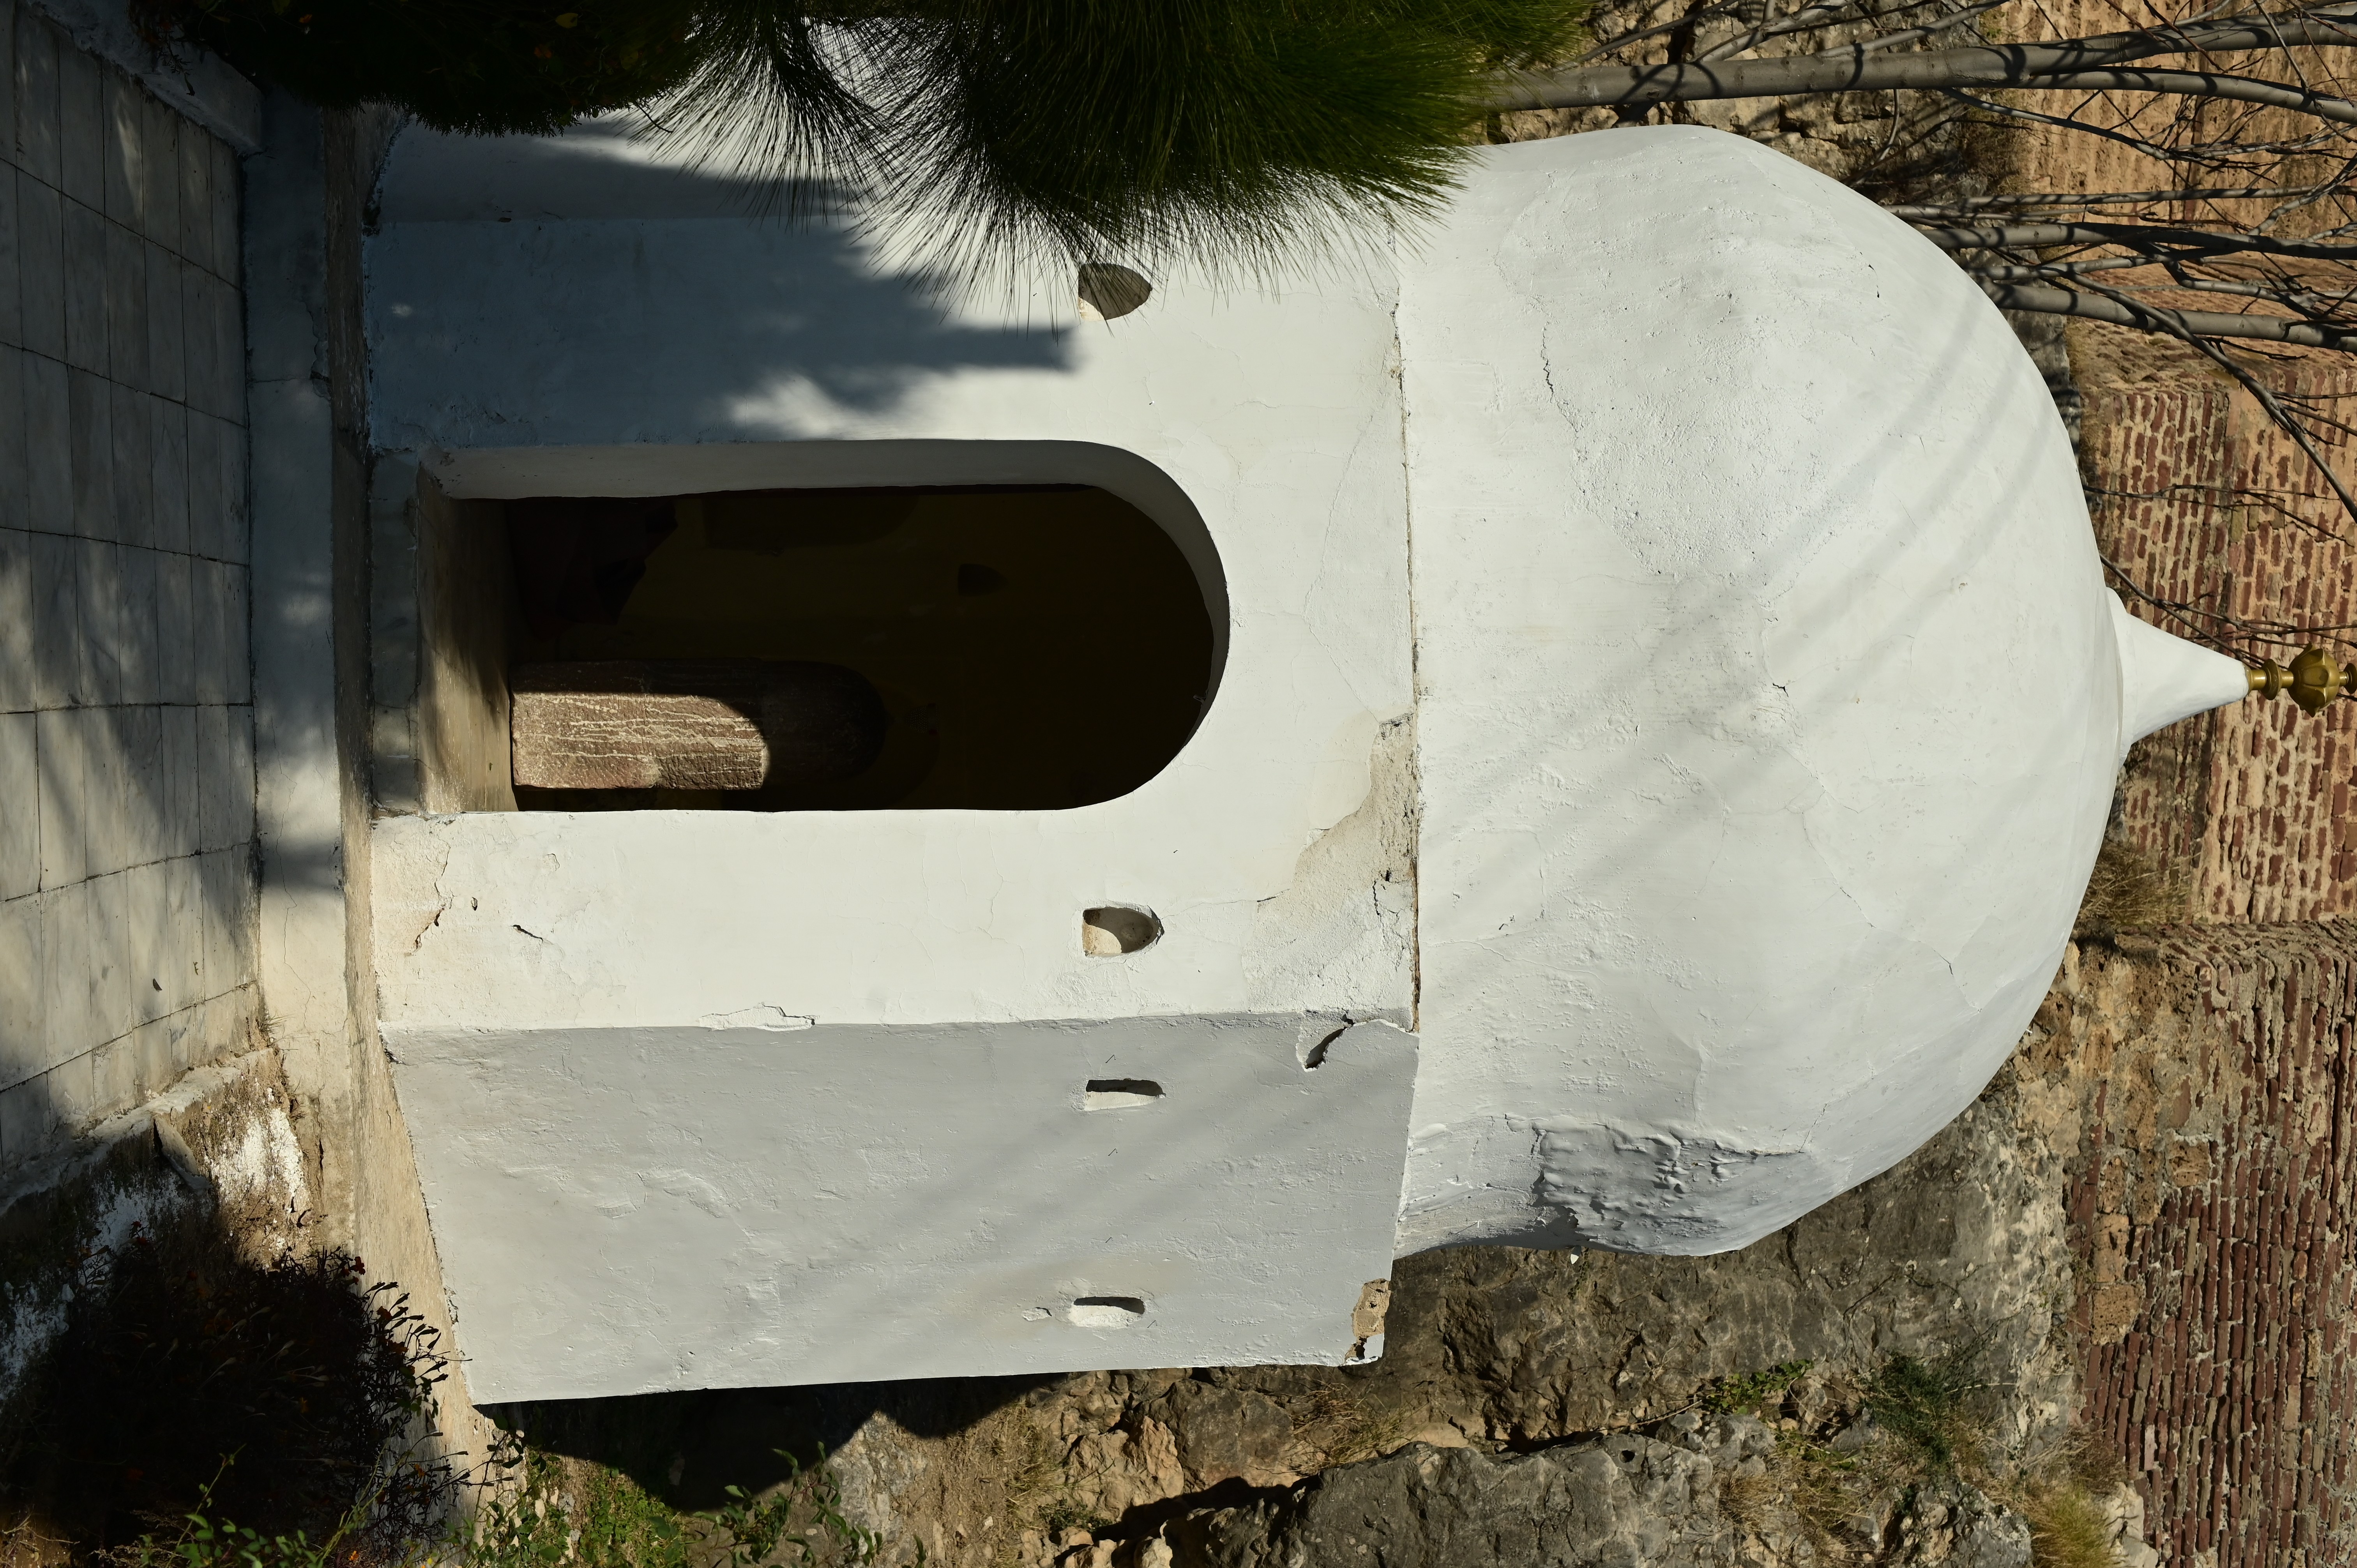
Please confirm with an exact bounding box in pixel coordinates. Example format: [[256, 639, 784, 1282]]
[[2077, 838, 2185, 935], [2020, 1480, 2125, 1568]]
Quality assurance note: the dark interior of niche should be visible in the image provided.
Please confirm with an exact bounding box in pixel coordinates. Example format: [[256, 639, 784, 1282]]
[[500, 484, 1216, 812]]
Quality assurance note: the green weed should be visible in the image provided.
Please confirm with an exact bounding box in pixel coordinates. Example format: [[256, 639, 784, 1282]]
[[1704, 1361, 1814, 1416]]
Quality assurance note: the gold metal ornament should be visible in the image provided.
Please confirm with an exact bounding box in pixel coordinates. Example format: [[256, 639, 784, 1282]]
[[2246, 647, 2355, 713]]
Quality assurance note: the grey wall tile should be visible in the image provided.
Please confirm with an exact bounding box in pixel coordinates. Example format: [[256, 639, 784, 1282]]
[[124, 855, 165, 1026], [116, 544, 155, 704], [80, 702, 123, 877], [175, 120, 207, 272], [176, 254, 213, 415], [38, 881, 91, 1067], [150, 396, 186, 553], [158, 701, 193, 857], [102, 217, 142, 389], [87, 866, 131, 1047], [59, 197, 101, 371], [197, 846, 244, 996], [66, 365, 111, 540], [0, 526, 28, 711], [213, 563, 246, 701], [33, 705, 81, 886], [72, 535, 119, 704], [182, 404, 221, 558], [0, 0, 18, 176], [0, 344, 22, 531], [217, 414, 246, 560], [42, 1048, 94, 1133], [120, 701, 161, 867], [0, 167, 19, 348], [0, 712, 33, 898], [143, 237, 180, 401], [206, 134, 234, 286], [108, 382, 150, 547], [53, 41, 94, 208], [16, 174, 57, 360], [12, 15, 57, 189], [159, 848, 196, 1011], [25, 528, 70, 707], [22, 347, 64, 532], [139, 95, 176, 249], [154, 550, 192, 707], [100, 71, 139, 230], [0, 894, 41, 1089], [196, 703, 256, 854]]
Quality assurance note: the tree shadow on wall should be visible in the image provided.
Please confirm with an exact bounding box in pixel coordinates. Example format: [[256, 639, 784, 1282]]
[[368, 127, 1085, 446]]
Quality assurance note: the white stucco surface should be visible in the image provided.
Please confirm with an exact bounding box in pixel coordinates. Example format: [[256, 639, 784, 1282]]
[[1394, 129, 2146, 1255], [393, 1017, 1415, 1401], [364, 122, 2256, 1395]]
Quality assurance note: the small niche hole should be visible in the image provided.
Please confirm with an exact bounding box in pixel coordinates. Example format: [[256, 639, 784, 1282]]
[[1068, 1296, 1147, 1327], [1303, 1026, 1349, 1070], [1083, 1079, 1164, 1111], [1076, 263, 1152, 321], [1081, 906, 1161, 956]]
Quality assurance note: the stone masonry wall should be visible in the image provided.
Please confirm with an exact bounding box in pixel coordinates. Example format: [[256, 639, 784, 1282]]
[[0, 0, 257, 1177]]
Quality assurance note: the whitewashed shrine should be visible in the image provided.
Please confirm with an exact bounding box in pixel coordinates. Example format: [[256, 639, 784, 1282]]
[[362, 125, 2253, 1402]]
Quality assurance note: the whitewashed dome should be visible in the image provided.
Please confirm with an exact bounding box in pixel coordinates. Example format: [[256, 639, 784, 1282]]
[[1393, 129, 2247, 1257]]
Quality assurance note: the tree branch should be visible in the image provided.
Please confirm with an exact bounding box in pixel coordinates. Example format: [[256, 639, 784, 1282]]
[[1986, 281, 2357, 347], [1493, 6, 2357, 110]]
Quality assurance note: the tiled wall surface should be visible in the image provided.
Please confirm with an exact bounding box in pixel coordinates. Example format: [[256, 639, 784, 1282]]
[[0, 0, 254, 1171]]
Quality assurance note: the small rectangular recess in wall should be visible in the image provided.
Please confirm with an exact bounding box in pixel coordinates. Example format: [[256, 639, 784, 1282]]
[[1082, 1079, 1164, 1111]]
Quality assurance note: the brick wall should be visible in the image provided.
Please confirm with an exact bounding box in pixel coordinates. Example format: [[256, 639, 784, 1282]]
[[2036, 925, 2357, 1568], [0, 0, 256, 1173], [2080, 334, 2357, 922]]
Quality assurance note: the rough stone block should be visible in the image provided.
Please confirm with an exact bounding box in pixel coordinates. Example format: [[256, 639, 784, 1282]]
[[103, 218, 144, 390], [33, 705, 83, 888], [0, 893, 42, 1086], [66, 365, 113, 540], [72, 535, 122, 704], [100, 71, 141, 230], [0, 713, 30, 899], [53, 40, 96, 208], [0, 526, 30, 712], [155, 549, 194, 705], [22, 345, 66, 529], [15, 172, 60, 360], [509, 660, 889, 791], [59, 196, 102, 371], [144, 237, 182, 402], [11, 13, 59, 189]]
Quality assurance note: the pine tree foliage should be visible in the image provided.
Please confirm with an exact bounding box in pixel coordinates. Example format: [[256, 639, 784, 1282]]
[[135, 0, 1588, 275]]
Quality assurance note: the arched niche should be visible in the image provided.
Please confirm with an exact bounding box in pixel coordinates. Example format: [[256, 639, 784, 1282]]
[[410, 441, 1227, 812]]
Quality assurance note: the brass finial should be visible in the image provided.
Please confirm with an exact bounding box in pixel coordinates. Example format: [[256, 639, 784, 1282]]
[[2247, 647, 2356, 713]]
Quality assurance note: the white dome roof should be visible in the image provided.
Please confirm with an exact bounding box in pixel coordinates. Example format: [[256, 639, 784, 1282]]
[[1395, 129, 2246, 1255]]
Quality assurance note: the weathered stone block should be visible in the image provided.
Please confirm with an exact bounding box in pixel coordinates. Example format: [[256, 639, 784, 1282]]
[[509, 660, 889, 793], [0, 712, 34, 899]]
